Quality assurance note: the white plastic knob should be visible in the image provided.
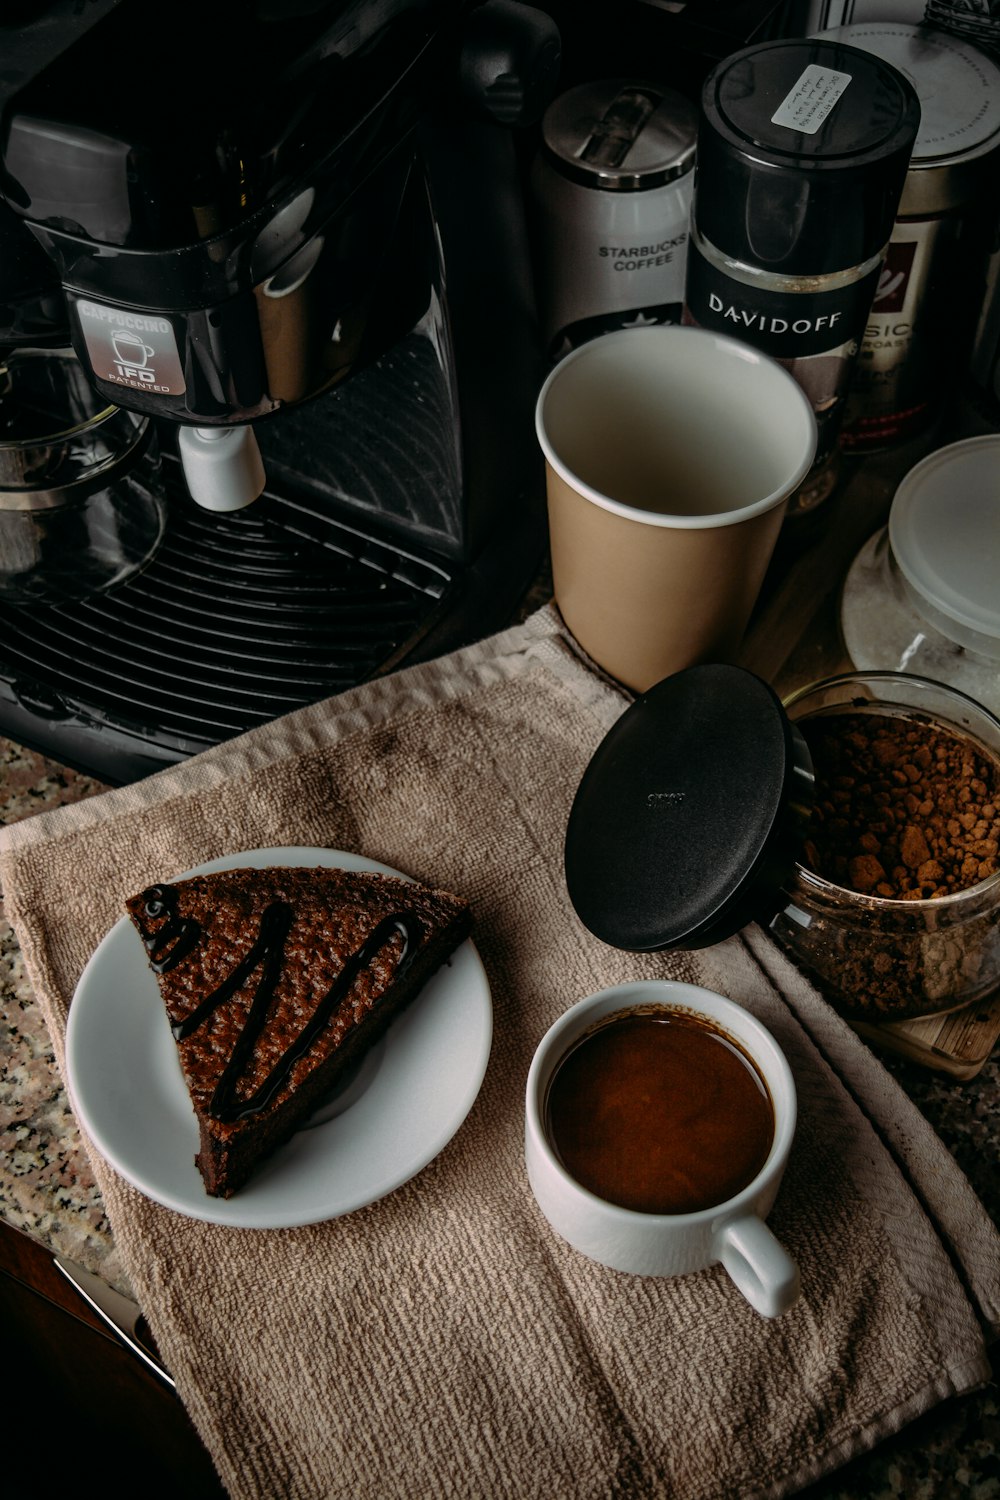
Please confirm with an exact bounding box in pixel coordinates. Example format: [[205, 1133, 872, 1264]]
[[177, 425, 266, 512]]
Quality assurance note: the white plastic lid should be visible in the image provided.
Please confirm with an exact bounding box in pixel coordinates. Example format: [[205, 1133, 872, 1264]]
[[888, 434, 1000, 651]]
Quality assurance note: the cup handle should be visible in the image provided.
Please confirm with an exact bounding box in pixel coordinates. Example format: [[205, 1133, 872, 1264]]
[[714, 1214, 800, 1318]]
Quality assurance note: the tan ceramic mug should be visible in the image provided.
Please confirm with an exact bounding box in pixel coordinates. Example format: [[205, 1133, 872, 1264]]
[[535, 326, 817, 692]]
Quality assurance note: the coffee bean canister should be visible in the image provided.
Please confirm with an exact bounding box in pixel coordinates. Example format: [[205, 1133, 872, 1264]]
[[813, 21, 1000, 452], [530, 79, 698, 360], [682, 37, 920, 515]]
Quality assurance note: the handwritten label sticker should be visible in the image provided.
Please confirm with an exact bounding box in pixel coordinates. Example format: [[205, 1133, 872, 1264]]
[[771, 65, 852, 135]]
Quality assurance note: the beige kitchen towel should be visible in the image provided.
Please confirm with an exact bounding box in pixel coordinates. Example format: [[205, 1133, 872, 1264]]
[[1, 604, 997, 1500]]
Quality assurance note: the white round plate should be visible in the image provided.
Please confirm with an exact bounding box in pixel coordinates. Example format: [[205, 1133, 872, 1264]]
[[65, 847, 492, 1228]]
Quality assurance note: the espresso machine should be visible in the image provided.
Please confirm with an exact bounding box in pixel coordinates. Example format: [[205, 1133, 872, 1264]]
[[0, 0, 560, 782]]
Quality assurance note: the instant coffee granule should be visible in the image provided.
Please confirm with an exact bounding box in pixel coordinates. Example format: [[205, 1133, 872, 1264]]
[[777, 709, 1000, 1020], [800, 712, 1000, 900]]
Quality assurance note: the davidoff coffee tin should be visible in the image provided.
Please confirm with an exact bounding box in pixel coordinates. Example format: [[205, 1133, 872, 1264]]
[[815, 23, 1000, 451], [530, 79, 697, 360], [683, 38, 920, 511]]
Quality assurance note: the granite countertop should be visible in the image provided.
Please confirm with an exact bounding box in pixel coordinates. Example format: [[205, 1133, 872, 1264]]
[[0, 738, 130, 1295], [1, 731, 998, 1496]]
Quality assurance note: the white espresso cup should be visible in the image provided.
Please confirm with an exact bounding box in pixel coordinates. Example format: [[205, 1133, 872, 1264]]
[[536, 325, 817, 693], [525, 980, 800, 1318]]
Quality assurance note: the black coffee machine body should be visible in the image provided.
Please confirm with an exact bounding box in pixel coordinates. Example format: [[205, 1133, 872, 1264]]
[[0, 0, 559, 782]]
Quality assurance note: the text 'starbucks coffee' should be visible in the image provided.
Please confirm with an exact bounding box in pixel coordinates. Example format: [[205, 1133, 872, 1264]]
[[531, 79, 698, 362], [683, 38, 920, 516]]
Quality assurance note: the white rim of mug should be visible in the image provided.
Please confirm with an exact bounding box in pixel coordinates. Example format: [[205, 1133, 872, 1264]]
[[534, 326, 818, 530], [526, 979, 797, 1226]]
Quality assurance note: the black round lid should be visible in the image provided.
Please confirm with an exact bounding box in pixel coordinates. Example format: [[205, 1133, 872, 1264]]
[[564, 665, 815, 952], [695, 38, 921, 274]]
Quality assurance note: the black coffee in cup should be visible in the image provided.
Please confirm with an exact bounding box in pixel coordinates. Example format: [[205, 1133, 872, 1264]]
[[545, 1008, 774, 1215]]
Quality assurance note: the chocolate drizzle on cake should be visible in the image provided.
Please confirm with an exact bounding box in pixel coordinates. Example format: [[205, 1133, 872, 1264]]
[[136, 885, 423, 1124], [140, 884, 202, 973], [204, 909, 422, 1124], [125, 866, 472, 1197]]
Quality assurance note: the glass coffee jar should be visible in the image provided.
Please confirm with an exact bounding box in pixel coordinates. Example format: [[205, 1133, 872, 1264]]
[[773, 678, 1000, 1020], [563, 663, 1000, 1024]]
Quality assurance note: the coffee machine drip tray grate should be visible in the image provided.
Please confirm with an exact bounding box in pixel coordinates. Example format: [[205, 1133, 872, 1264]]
[[0, 475, 459, 783]]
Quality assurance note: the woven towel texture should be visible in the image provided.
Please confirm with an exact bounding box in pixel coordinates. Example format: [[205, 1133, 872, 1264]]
[[1, 607, 996, 1500]]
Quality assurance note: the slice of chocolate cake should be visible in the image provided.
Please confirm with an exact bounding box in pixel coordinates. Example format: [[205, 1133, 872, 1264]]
[[124, 866, 472, 1198]]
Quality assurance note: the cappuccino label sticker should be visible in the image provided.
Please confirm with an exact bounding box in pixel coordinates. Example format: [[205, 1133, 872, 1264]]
[[771, 65, 852, 135], [74, 298, 186, 396]]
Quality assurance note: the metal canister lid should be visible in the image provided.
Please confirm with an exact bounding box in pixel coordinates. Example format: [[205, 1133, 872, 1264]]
[[814, 22, 1000, 215], [695, 38, 921, 275], [540, 79, 698, 192]]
